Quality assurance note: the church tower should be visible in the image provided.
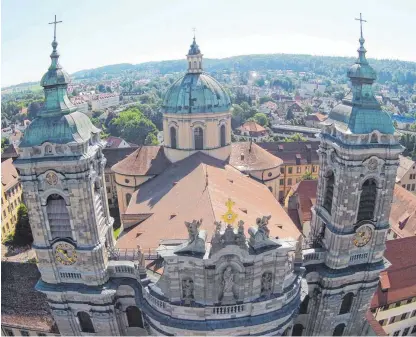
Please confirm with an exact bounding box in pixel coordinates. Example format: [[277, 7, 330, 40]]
[[299, 15, 403, 336], [162, 35, 232, 163], [14, 18, 119, 335]]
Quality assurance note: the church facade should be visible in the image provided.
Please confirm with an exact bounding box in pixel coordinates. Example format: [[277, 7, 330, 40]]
[[12, 20, 401, 336]]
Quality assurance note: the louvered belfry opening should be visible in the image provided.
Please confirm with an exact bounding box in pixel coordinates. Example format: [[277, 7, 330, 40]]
[[46, 194, 72, 239], [357, 179, 377, 222], [323, 171, 335, 214]]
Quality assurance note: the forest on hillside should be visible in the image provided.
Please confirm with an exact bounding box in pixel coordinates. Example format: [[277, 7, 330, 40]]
[[71, 54, 416, 86]]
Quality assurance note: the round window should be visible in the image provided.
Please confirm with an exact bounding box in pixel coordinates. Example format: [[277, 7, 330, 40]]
[[268, 172, 273, 177], [125, 179, 130, 184]]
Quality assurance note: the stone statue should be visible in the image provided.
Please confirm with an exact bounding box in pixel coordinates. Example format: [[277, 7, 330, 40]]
[[236, 220, 246, 248], [219, 266, 237, 303], [185, 218, 202, 244], [261, 272, 273, 296], [182, 278, 194, 304], [257, 215, 271, 238]]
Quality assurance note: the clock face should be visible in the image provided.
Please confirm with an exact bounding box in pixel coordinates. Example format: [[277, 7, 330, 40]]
[[54, 242, 77, 265], [46, 172, 58, 185], [353, 225, 373, 247]]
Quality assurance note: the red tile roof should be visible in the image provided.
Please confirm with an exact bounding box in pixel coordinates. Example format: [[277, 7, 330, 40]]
[[111, 146, 171, 176], [1, 158, 19, 191], [229, 142, 283, 171], [288, 180, 318, 222], [238, 121, 267, 133], [365, 310, 388, 336], [116, 152, 300, 250], [389, 184, 416, 238], [370, 236, 416, 308], [258, 141, 320, 165]]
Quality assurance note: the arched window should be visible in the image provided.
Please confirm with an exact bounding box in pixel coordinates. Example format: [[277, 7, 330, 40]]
[[299, 295, 309, 314], [126, 306, 143, 328], [323, 171, 335, 214], [339, 293, 354, 314], [46, 194, 71, 240], [220, 124, 226, 147], [292, 324, 304, 336], [333, 323, 346, 336], [125, 193, 132, 206], [45, 145, 53, 155], [370, 133, 378, 143], [194, 127, 203, 150], [193, 60, 197, 68], [77, 311, 95, 333], [357, 179, 377, 222], [170, 127, 177, 149]]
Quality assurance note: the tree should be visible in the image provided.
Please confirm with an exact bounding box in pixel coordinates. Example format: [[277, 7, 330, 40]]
[[393, 120, 399, 128], [259, 96, 274, 105], [105, 86, 112, 93], [286, 108, 295, 121], [304, 105, 313, 115], [284, 133, 307, 142], [109, 107, 158, 145], [13, 204, 33, 246], [144, 133, 159, 145], [231, 104, 245, 128], [97, 84, 106, 93], [253, 113, 269, 126], [301, 171, 314, 181], [1, 138, 10, 153]]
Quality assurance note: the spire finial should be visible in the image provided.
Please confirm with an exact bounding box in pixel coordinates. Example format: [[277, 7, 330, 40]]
[[192, 27, 196, 40], [49, 15, 63, 42], [355, 13, 367, 40]]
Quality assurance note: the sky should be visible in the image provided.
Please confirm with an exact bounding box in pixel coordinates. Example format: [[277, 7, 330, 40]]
[[1, 0, 416, 87]]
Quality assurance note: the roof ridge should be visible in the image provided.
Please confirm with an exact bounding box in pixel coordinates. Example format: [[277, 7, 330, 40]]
[[202, 163, 216, 225]]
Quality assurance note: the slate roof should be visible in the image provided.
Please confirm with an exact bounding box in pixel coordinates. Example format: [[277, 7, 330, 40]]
[[102, 147, 138, 169], [111, 146, 171, 176], [1, 262, 58, 333], [389, 184, 416, 238], [229, 142, 282, 172], [116, 152, 300, 250], [1, 144, 19, 162], [370, 236, 416, 308], [258, 141, 320, 165], [1, 158, 19, 191]]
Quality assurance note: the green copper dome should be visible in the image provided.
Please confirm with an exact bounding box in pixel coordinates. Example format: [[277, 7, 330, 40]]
[[326, 33, 395, 135], [20, 31, 100, 148], [162, 73, 231, 114], [162, 37, 231, 114]]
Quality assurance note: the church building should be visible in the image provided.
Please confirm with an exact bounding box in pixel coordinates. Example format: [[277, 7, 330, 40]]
[[9, 16, 402, 336]]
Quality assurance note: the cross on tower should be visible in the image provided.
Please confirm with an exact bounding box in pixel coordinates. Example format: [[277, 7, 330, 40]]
[[49, 15, 62, 41], [192, 27, 196, 39], [355, 13, 367, 39]]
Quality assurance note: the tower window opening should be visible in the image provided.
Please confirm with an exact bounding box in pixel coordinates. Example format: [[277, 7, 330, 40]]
[[45, 145, 53, 155], [77, 311, 95, 333], [370, 133, 378, 143], [194, 127, 204, 150], [357, 179, 377, 222], [46, 194, 72, 240], [126, 306, 144, 328], [125, 193, 132, 206], [299, 295, 309, 314], [220, 124, 226, 147], [323, 171, 335, 214], [170, 127, 177, 149], [339, 293, 354, 315], [292, 324, 304, 336], [333, 323, 346, 336]]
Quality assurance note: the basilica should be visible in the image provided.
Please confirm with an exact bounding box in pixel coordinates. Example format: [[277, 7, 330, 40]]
[[9, 18, 402, 336]]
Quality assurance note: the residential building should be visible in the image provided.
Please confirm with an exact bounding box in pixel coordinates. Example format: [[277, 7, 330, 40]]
[[285, 179, 318, 237], [370, 237, 416, 336], [1, 144, 19, 162], [1, 158, 22, 237], [70, 97, 89, 115], [91, 93, 120, 111], [304, 112, 328, 128], [235, 121, 269, 142], [396, 155, 416, 193], [105, 136, 135, 149], [387, 184, 416, 240], [259, 141, 320, 200], [286, 102, 305, 117], [259, 101, 277, 115]]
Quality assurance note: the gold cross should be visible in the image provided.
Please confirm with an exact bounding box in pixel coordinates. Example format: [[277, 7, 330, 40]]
[[222, 198, 238, 225], [49, 15, 63, 41]]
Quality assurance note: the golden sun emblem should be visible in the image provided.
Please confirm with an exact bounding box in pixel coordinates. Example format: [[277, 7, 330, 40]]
[[221, 198, 238, 225]]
